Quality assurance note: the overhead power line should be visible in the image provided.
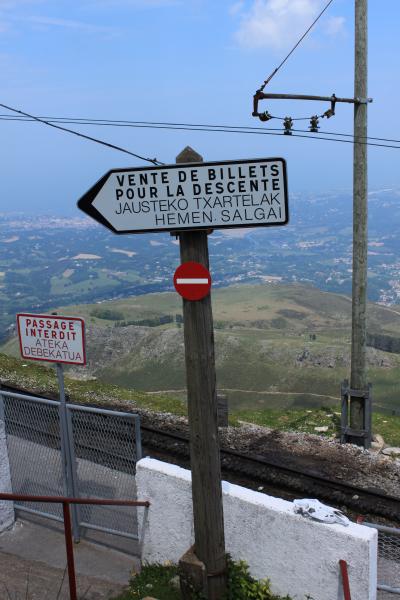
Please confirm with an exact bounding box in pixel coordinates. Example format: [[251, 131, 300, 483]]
[[257, 0, 336, 92], [1, 114, 400, 145], [0, 102, 163, 165], [1, 113, 400, 150]]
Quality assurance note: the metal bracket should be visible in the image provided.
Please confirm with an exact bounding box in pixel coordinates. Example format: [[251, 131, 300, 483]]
[[341, 427, 368, 439], [252, 91, 373, 122], [170, 229, 214, 239], [340, 380, 372, 448]]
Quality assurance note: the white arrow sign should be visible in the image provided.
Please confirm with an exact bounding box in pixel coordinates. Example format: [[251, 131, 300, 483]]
[[78, 157, 288, 234]]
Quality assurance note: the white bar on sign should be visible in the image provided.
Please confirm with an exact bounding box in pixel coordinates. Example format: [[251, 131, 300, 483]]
[[177, 278, 209, 284]]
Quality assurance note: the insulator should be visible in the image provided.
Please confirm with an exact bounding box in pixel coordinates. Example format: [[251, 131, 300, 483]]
[[309, 115, 319, 133], [283, 117, 293, 135], [259, 111, 272, 122], [323, 108, 335, 119]]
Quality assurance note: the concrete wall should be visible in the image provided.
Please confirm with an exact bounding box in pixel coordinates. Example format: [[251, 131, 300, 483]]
[[0, 409, 14, 533], [136, 457, 377, 600]]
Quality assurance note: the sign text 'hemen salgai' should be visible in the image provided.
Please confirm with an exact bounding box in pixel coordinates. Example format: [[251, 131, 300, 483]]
[[78, 158, 288, 234], [17, 313, 86, 365]]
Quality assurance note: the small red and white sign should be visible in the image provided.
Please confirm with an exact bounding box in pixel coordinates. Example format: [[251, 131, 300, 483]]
[[173, 262, 211, 301], [17, 313, 86, 365]]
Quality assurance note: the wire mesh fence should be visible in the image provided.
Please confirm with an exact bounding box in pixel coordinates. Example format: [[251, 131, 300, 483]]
[[1, 394, 65, 522], [69, 404, 141, 539], [364, 522, 400, 596], [0, 389, 142, 543]]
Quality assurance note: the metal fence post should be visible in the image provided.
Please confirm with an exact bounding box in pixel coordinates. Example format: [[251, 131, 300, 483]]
[[0, 392, 4, 422], [134, 415, 142, 462], [57, 366, 71, 498], [66, 407, 81, 542], [56, 364, 80, 542]]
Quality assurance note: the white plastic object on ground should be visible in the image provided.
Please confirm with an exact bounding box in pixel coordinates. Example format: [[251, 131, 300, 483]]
[[293, 499, 350, 526]]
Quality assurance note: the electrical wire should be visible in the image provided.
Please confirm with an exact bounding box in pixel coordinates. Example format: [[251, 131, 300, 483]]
[[257, 0, 336, 92], [2, 114, 400, 145], [1, 113, 400, 149], [0, 103, 163, 165]]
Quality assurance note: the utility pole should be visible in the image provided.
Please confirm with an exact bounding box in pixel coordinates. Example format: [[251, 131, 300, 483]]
[[350, 0, 370, 445], [176, 148, 227, 599]]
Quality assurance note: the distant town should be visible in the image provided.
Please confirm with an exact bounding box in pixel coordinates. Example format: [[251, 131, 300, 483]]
[[1, 187, 400, 340]]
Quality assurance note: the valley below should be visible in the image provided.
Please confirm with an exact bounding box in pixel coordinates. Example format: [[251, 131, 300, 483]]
[[2, 190, 400, 444]]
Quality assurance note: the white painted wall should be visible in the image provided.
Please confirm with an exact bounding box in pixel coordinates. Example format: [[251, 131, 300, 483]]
[[136, 457, 377, 600], [0, 409, 14, 533]]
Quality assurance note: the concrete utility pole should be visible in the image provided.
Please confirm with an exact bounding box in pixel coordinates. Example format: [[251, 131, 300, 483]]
[[350, 0, 369, 444], [176, 148, 227, 599]]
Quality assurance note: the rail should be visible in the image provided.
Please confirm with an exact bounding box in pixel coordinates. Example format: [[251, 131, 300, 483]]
[[0, 492, 150, 600]]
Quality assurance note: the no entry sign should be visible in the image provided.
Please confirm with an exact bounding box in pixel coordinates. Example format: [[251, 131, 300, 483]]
[[17, 313, 86, 365], [174, 262, 211, 301]]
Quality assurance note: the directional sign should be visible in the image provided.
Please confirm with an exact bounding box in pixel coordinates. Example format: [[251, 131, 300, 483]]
[[17, 313, 86, 365], [174, 262, 211, 301], [78, 157, 288, 234]]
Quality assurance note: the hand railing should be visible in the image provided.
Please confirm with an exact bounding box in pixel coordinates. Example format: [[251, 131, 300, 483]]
[[0, 492, 150, 600]]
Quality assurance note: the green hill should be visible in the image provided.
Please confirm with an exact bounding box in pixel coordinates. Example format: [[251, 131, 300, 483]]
[[3, 283, 400, 418]]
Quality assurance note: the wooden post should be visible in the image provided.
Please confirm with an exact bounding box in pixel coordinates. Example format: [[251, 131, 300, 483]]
[[176, 147, 227, 599], [350, 0, 369, 445]]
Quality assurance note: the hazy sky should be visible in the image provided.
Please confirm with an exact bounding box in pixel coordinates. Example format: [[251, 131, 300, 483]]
[[0, 0, 399, 215]]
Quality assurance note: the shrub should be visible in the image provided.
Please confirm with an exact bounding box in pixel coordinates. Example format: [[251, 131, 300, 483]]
[[91, 307, 125, 321], [113, 557, 293, 600], [224, 555, 292, 600]]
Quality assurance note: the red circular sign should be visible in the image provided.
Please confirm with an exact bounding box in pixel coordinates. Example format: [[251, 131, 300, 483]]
[[174, 261, 212, 301]]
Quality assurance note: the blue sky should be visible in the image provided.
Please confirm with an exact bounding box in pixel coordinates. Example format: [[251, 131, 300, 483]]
[[0, 0, 399, 215]]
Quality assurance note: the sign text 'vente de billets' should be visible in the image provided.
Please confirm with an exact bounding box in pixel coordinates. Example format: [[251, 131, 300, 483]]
[[78, 158, 288, 233]]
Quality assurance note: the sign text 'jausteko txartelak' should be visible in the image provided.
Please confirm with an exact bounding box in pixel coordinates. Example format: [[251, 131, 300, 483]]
[[78, 158, 288, 234]]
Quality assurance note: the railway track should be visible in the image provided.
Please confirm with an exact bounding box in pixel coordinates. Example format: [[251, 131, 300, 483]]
[[2, 383, 400, 523], [141, 424, 400, 524]]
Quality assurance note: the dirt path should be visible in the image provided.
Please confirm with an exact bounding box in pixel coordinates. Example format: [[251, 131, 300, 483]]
[[146, 388, 339, 401]]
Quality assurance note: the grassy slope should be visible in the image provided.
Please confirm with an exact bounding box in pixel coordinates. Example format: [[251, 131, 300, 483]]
[[56, 282, 400, 335], [66, 285, 400, 413], [2, 283, 400, 443], [1, 352, 400, 445], [0, 353, 186, 415]]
